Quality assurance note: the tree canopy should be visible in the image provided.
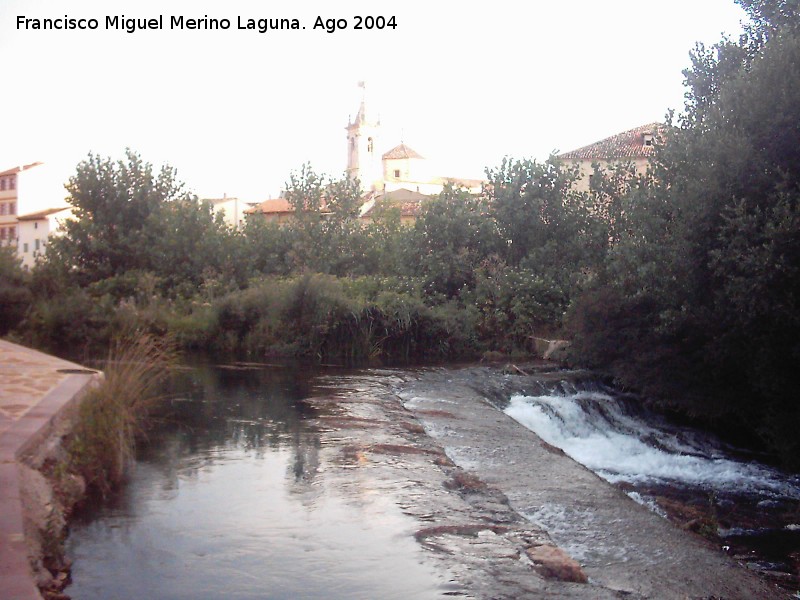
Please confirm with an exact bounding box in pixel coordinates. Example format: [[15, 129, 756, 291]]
[[47, 149, 247, 297], [569, 0, 800, 464]]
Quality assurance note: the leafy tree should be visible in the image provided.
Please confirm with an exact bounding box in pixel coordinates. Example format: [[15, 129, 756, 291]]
[[486, 157, 604, 273], [0, 247, 32, 335], [242, 217, 294, 276], [736, 0, 800, 35], [485, 156, 609, 308], [362, 202, 409, 277], [569, 1, 800, 464], [154, 198, 249, 295], [48, 149, 189, 285], [43, 149, 251, 299], [408, 184, 494, 298], [282, 164, 374, 276]]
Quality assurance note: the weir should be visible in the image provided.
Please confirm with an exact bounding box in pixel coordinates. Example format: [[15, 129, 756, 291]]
[[395, 366, 794, 598], [64, 362, 791, 599]]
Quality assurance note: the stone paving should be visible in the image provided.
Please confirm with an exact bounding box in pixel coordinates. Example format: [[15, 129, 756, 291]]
[[0, 340, 100, 600], [0, 342, 80, 433]]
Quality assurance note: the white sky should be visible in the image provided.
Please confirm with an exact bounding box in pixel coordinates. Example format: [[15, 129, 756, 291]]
[[1, 0, 747, 201]]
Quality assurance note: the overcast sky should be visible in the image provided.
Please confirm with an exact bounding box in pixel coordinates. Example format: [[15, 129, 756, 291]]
[[1, 0, 747, 201]]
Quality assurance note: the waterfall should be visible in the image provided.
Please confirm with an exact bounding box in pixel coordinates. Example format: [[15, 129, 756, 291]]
[[505, 389, 800, 499]]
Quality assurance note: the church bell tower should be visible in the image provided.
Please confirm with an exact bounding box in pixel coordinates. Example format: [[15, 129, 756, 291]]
[[346, 82, 382, 192]]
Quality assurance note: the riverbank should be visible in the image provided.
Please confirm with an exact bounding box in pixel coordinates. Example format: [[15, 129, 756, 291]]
[[0, 340, 101, 599]]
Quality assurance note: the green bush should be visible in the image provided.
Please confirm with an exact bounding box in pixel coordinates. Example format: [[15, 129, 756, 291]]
[[0, 247, 32, 336], [22, 289, 114, 357]]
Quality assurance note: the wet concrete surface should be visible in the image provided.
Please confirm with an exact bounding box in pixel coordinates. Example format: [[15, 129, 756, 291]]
[[306, 364, 785, 599]]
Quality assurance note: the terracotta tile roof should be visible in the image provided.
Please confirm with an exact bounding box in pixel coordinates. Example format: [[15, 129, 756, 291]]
[[557, 123, 665, 160], [382, 143, 424, 160], [17, 207, 71, 221], [245, 198, 293, 214], [0, 162, 44, 177]]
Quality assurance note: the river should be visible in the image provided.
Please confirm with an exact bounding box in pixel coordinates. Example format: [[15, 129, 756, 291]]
[[64, 362, 798, 599], [501, 379, 800, 588], [65, 363, 448, 599]]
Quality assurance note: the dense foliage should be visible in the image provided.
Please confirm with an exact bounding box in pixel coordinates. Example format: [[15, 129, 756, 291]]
[[2, 0, 798, 464], [5, 150, 609, 360], [569, 0, 800, 464], [0, 247, 31, 335]]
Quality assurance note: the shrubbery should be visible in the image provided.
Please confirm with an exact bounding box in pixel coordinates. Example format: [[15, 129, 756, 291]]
[[568, 5, 800, 465], [0, 247, 31, 336], [5, 152, 595, 362]]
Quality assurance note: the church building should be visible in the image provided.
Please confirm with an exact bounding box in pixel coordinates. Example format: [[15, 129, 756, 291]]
[[345, 84, 484, 197]]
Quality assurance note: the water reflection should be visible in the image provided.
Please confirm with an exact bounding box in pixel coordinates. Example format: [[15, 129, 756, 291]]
[[66, 364, 446, 600]]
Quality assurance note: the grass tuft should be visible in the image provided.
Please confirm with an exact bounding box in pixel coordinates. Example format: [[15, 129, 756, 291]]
[[67, 333, 176, 496]]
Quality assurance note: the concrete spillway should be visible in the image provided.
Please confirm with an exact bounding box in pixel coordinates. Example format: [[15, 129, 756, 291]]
[[394, 366, 784, 599]]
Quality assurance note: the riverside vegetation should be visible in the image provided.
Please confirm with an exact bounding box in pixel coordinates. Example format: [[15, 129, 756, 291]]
[[29, 333, 175, 599], [64, 333, 176, 495], [1, 0, 798, 467]]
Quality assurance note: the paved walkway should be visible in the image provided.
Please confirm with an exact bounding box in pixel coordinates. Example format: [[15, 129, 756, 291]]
[[0, 340, 100, 600]]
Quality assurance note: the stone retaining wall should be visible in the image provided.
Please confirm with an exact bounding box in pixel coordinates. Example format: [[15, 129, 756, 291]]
[[0, 341, 100, 600]]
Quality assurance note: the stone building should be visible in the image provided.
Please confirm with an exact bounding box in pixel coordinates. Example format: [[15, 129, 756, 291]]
[[557, 123, 665, 192], [345, 84, 484, 196]]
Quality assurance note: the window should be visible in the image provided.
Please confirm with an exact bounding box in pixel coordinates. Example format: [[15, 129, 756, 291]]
[[367, 137, 374, 153], [23, 242, 28, 253], [8, 226, 15, 240], [0, 228, 6, 241], [9, 202, 15, 215], [643, 133, 654, 147], [0, 178, 5, 191], [35, 239, 40, 251], [394, 169, 400, 178], [9, 175, 15, 190], [34, 222, 38, 229], [0, 203, 6, 216]]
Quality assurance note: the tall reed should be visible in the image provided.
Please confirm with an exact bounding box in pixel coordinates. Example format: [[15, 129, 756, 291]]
[[67, 333, 176, 496]]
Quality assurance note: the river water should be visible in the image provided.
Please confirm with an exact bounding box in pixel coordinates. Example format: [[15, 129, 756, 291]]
[[64, 363, 800, 598], [65, 364, 448, 599], [502, 380, 800, 584]]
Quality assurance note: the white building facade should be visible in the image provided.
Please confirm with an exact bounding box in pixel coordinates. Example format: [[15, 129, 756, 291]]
[[0, 162, 71, 267], [17, 207, 74, 269]]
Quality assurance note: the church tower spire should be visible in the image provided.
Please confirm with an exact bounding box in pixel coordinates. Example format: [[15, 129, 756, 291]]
[[346, 82, 381, 192]]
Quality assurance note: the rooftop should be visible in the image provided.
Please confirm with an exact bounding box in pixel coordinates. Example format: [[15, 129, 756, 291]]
[[17, 207, 72, 221], [557, 123, 665, 160], [382, 143, 424, 160], [0, 162, 44, 177], [245, 198, 293, 215]]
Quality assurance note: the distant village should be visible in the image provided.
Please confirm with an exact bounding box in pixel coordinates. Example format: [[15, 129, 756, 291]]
[[0, 87, 662, 270]]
